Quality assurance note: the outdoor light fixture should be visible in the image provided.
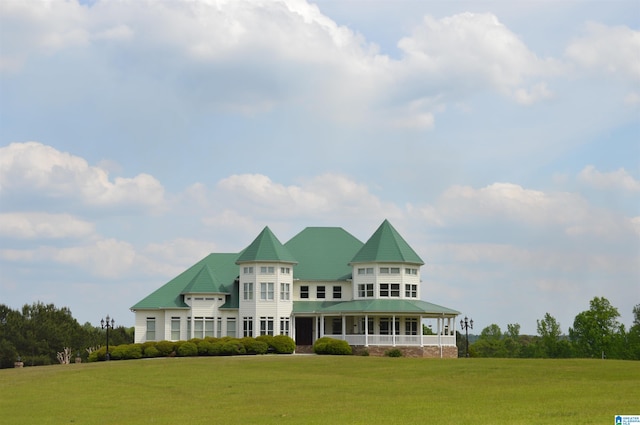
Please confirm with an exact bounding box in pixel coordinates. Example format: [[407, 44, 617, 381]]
[[100, 315, 115, 361], [460, 316, 473, 358]]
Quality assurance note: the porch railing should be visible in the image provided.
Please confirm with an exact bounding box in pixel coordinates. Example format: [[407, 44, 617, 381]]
[[329, 334, 456, 347]]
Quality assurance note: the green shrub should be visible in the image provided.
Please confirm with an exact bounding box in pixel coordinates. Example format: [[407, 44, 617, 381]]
[[384, 348, 403, 357], [208, 341, 224, 356], [177, 342, 198, 357], [155, 341, 175, 357], [143, 345, 160, 358], [124, 344, 142, 359], [21, 355, 52, 366], [109, 345, 126, 360], [256, 335, 275, 350], [221, 340, 246, 356], [88, 346, 107, 362], [313, 337, 352, 355], [197, 341, 214, 356], [272, 335, 295, 354], [241, 338, 268, 355]]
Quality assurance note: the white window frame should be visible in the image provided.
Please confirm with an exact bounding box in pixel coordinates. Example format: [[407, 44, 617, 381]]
[[243, 282, 254, 300]]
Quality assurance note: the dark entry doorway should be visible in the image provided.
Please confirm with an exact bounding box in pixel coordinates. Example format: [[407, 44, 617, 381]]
[[295, 317, 313, 345]]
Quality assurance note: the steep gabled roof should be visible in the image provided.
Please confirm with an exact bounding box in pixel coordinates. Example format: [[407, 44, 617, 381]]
[[284, 227, 363, 281], [350, 219, 424, 265], [236, 226, 297, 264], [131, 253, 238, 310], [181, 264, 224, 294]]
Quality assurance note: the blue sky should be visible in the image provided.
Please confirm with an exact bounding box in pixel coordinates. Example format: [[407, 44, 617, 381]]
[[1, 0, 638, 335]]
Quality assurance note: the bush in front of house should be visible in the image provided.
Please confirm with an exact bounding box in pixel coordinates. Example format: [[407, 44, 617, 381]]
[[154, 340, 175, 357], [271, 335, 296, 354], [221, 340, 246, 356], [256, 335, 274, 350], [143, 345, 160, 358], [313, 337, 352, 355], [384, 348, 403, 357], [176, 342, 198, 357], [241, 338, 269, 355]]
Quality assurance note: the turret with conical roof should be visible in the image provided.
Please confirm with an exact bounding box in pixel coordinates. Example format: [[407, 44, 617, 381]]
[[236, 226, 297, 264], [350, 219, 424, 265]]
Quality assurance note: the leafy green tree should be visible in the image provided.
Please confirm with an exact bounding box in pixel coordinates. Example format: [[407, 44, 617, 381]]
[[503, 323, 521, 357], [537, 313, 562, 357], [628, 304, 640, 360], [570, 297, 622, 358], [472, 324, 507, 357]]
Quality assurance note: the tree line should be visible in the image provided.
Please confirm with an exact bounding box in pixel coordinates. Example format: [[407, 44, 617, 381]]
[[458, 297, 640, 360], [0, 302, 133, 368], [1, 297, 638, 367]]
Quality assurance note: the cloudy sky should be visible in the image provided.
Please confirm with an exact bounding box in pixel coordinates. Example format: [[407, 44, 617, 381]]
[[1, 0, 638, 335]]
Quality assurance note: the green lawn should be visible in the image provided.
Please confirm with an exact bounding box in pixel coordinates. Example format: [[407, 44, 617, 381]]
[[1, 356, 638, 424]]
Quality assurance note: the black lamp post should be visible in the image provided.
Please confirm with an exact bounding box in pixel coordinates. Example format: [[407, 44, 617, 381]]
[[101, 315, 115, 361], [460, 316, 473, 358]]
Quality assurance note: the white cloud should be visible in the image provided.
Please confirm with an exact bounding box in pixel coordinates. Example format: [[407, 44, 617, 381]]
[[132, 238, 218, 278], [0, 212, 94, 239], [578, 165, 640, 192], [216, 173, 400, 220], [0, 0, 90, 72], [53, 238, 136, 278], [566, 22, 640, 82], [396, 13, 558, 100], [411, 181, 637, 241], [513, 82, 553, 105], [0, 142, 166, 210]]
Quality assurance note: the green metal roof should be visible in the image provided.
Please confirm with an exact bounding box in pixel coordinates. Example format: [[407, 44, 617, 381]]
[[350, 219, 424, 265], [284, 227, 363, 281], [293, 299, 459, 316], [181, 264, 224, 294], [131, 253, 239, 310], [236, 226, 297, 264]]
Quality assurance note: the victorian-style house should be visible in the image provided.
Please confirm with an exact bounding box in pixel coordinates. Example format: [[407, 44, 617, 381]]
[[131, 220, 460, 357]]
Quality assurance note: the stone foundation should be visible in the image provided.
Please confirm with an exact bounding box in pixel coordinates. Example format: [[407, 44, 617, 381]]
[[295, 345, 314, 354], [296, 344, 457, 358], [352, 345, 458, 358]]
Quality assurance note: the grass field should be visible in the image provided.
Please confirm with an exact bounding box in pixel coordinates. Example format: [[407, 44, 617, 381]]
[[1, 356, 638, 424]]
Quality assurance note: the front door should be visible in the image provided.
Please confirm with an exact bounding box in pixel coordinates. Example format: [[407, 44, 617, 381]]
[[295, 317, 313, 345]]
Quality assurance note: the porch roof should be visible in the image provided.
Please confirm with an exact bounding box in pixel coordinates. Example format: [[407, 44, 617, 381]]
[[293, 299, 459, 316]]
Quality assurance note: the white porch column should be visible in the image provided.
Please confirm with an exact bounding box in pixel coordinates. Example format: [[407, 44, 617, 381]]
[[320, 314, 325, 338], [365, 314, 369, 347], [315, 316, 320, 342], [190, 315, 195, 340], [291, 316, 296, 341], [392, 315, 396, 347], [420, 316, 424, 347], [341, 315, 346, 340], [437, 317, 442, 357]]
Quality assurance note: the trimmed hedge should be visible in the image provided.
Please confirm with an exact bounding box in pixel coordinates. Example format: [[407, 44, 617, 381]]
[[177, 342, 198, 357], [313, 337, 352, 355], [87, 336, 296, 362]]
